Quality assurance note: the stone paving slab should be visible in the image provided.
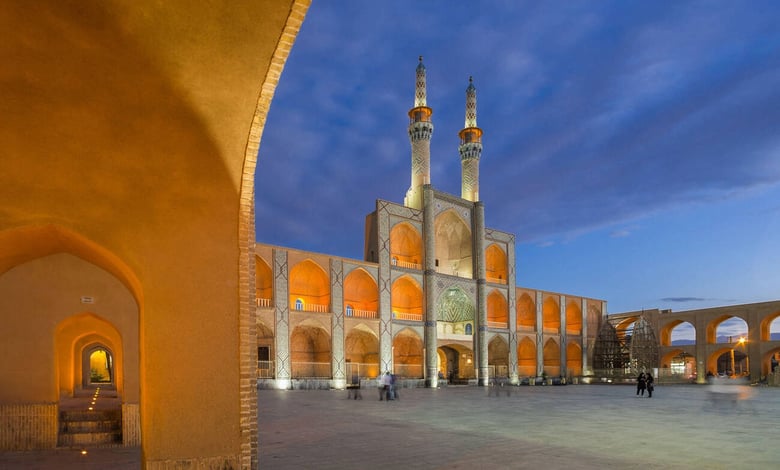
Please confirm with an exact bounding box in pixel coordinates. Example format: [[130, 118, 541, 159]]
[[2, 384, 779, 469]]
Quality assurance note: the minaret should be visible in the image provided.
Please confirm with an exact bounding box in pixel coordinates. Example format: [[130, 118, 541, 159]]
[[404, 56, 434, 209], [459, 76, 483, 202]]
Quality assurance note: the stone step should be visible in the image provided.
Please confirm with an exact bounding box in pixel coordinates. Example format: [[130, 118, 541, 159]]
[[58, 430, 122, 447], [60, 409, 121, 422], [61, 419, 120, 433], [58, 407, 122, 447]]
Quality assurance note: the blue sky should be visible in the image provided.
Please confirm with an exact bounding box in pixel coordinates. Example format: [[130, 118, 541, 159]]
[[255, 1, 780, 315]]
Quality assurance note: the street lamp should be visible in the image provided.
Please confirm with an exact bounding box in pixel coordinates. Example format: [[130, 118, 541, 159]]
[[729, 336, 735, 377], [738, 337, 748, 376]]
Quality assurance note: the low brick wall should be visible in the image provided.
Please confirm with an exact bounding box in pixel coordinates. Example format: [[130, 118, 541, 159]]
[[0, 403, 58, 450], [122, 403, 140, 446]]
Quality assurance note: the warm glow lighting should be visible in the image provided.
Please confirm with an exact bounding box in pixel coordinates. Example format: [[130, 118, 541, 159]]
[[88, 407, 93, 410], [81, 450, 88, 455]]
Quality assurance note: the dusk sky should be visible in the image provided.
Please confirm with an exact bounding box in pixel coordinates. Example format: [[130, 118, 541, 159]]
[[255, 1, 779, 319]]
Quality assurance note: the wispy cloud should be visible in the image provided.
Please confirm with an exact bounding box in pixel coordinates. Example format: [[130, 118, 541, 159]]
[[661, 297, 709, 303], [256, 0, 780, 275]]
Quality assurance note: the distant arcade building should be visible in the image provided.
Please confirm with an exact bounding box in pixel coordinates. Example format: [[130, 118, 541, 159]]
[[254, 58, 606, 389], [604, 301, 780, 383]]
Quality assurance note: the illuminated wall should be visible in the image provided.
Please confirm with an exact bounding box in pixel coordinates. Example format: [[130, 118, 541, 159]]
[[0, 1, 310, 466]]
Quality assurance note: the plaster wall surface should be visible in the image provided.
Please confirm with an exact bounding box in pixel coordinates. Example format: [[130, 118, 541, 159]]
[[0, 0, 310, 465]]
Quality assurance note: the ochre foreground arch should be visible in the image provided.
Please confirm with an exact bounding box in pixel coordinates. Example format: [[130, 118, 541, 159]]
[[0, 2, 311, 468]]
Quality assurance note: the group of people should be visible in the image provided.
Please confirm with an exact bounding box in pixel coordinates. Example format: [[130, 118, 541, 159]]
[[346, 371, 399, 401], [636, 372, 655, 397], [378, 371, 398, 401]]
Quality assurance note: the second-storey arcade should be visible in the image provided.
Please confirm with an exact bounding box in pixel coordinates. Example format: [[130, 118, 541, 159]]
[[255, 58, 605, 389]]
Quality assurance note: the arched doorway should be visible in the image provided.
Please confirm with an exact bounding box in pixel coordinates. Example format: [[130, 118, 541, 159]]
[[290, 322, 331, 378], [488, 336, 509, 377], [84, 345, 114, 387], [393, 328, 423, 378]]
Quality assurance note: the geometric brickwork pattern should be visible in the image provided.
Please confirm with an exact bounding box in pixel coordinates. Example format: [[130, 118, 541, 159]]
[[460, 151, 480, 200], [330, 259, 345, 382], [559, 295, 567, 373], [376, 201, 395, 373], [274, 249, 291, 380], [414, 57, 427, 108], [410, 134, 432, 177], [433, 192, 472, 226]]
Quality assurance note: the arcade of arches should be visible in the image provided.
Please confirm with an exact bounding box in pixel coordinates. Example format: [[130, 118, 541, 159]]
[[607, 301, 780, 383], [254, 243, 604, 388]]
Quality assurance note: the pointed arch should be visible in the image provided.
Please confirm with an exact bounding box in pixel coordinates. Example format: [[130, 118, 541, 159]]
[[660, 320, 696, 347], [485, 243, 507, 284], [393, 328, 423, 378], [255, 255, 273, 307], [391, 275, 423, 320], [55, 313, 124, 398], [760, 311, 780, 342], [587, 304, 601, 336], [542, 296, 560, 332], [290, 323, 331, 378], [343, 268, 378, 317], [708, 315, 748, 344], [566, 342, 582, 376], [487, 289, 508, 328], [289, 259, 330, 313], [517, 336, 536, 377], [390, 222, 423, 269], [543, 338, 561, 376], [345, 324, 379, 378], [0, 224, 143, 306], [517, 292, 535, 329], [488, 335, 509, 377], [434, 209, 472, 278], [565, 300, 581, 335]]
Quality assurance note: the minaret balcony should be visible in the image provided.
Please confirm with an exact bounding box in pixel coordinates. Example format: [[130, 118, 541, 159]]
[[256, 298, 273, 308]]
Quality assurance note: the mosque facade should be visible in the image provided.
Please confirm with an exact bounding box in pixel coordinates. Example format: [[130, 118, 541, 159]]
[[254, 58, 606, 389]]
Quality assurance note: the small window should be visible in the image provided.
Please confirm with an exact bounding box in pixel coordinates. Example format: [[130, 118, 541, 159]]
[[295, 299, 304, 311], [465, 323, 473, 335], [392, 257, 398, 266], [257, 346, 270, 362], [346, 305, 354, 317]]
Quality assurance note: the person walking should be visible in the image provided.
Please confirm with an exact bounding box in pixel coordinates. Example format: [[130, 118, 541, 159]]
[[347, 372, 362, 400], [380, 371, 392, 401], [636, 372, 647, 397], [378, 372, 386, 401], [646, 374, 654, 398]]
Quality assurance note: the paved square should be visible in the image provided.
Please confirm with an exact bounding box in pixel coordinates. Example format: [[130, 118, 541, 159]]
[[259, 384, 780, 469]]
